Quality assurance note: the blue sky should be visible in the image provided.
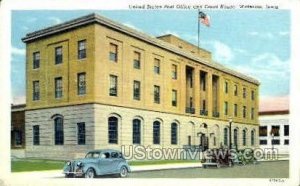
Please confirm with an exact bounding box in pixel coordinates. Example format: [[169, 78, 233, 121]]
[[11, 10, 290, 103]]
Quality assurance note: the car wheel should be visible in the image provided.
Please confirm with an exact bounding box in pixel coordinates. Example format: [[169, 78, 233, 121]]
[[85, 168, 95, 178], [119, 166, 128, 178]]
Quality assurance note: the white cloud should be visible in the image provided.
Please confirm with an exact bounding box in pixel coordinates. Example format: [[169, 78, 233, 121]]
[[211, 40, 234, 63], [248, 31, 274, 39], [123, 22, 142, 31], [48, 17, 62, 24], [279, 31, 289, 36], [12, 96, 26, 105], [12, 46, 25, 56], [159, 30, 180, 37], [234, 53, 290, 81]]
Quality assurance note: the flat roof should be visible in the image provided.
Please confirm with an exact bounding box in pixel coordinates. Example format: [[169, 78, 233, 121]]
[[22, 13, 260, 85]]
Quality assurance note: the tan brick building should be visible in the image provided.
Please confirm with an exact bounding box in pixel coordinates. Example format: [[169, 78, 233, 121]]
[[22, 13, 259, 159]]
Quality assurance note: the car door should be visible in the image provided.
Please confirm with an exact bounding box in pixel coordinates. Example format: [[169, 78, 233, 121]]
[[109, 152, 122, 173], [98, 152, 112, 175]]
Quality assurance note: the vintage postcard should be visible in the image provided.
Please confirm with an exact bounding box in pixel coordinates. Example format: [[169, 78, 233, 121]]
[[0, 0, 299, 185]]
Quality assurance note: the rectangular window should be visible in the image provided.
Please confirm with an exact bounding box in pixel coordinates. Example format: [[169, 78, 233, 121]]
[[78, 40, 86, 59], [55, 46, 63, 64], [224, 101, 228, 115], [224, 81, 228, 94], [133, 51, 141, 69], [77, 122, 86, 145], [243, 106, 247, 118], [259, 140, 267, 145], [259, 126, 268, 137], [33, 125, 40, 145], [234, 104, 238, 117], [284, 125, 289, 136], [153, 122, 160, 144], [77, 73, 86, 95], [109, 75, 118, 96], [251, 90, 255, 100], [251, 108, 254, 120], [55, 77, 63, 98], [133, 80, 140, 100], [109, 43, 118, 62], [172, 64, 177, 79], [132, 119, 141, 144], [33, 52, 40, 69], [271, 126, 280, 136], [284, 139, 289, 145], [243, 87, 247, 98], [171, 123, 178, 145], [172, 89, 177, 107], [154, 85, 160, 104], [32, 80, 40, 101], [272, 139, 280, 145], [154, 58, 160, 74], [200, 71, 207, 91], [234, 84, 238, 96]]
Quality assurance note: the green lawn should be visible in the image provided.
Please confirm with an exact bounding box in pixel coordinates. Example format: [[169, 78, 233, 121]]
[[11, 159, 66, 172], [11, 159, 199, 172]]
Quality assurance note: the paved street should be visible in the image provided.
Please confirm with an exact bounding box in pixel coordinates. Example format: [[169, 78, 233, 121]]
[[129, 161, 289, 178]]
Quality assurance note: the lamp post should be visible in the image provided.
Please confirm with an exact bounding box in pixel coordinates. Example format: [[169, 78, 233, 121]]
[[229, 118, 232, 150]]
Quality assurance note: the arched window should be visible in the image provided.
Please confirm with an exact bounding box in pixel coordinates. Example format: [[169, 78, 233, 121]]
[[132, 119, 141, 144], [54, 117, 64, 145], [243, 129, 247, 146], [153, 121, 160, 144], [108, 116, 118, 144], [233, 129, 238, 147], [251, 130, 255, 146], [224, 128, 228, 146], [171, 123, 178, 145]]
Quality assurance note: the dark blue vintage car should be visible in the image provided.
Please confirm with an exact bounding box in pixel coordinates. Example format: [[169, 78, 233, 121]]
[[63, 149, 131, 178]]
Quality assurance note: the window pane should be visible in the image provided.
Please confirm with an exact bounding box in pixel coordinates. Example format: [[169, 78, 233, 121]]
[[133, 81, 140, 100], [77, 122, 86, 145], [133, 51, 140, 69], [154, 85, 160, 103], [33, 125, 40, 145], [55, 47, 63, 64], [77, 73, 86, 95], [55, 77, 63, 98], [78, 40, 86, 59], [109, 43, 118, 62], [109, 75, 118, 96], [259, 126, 267, 136], [132, 119, 141, 144], [172, 64, 177, 79], [54, 117, 64, 145], [33, 81, 40, 101], [172, 90, 177, 107], [108, 117, 118, 144], [33, 52, 40, 69], [171, 123, 178, 145], [154, 58, 160, 74], [153, 121, 160, 144]]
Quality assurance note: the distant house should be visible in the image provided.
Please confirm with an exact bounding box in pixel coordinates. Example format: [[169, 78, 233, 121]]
[[11, 104, 26, 149], [259, 97, 289, 155]]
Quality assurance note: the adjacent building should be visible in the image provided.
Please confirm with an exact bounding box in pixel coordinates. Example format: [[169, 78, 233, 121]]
[[22, 13, 260, 159], [259, 110, 289, 155]]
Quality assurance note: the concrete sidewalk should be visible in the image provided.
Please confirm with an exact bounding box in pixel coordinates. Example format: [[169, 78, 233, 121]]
[[131, 162, 203, 172]]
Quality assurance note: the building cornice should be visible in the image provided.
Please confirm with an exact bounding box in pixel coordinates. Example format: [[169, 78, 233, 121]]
[[22, 13, 260, 85], [259, 110, 289, 116]]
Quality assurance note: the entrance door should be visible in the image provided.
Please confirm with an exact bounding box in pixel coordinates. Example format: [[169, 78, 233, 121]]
[[200, 134, 209, 151]]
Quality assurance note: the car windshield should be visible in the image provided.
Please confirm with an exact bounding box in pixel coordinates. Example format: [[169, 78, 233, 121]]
[[85, 152, 101, 158]]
